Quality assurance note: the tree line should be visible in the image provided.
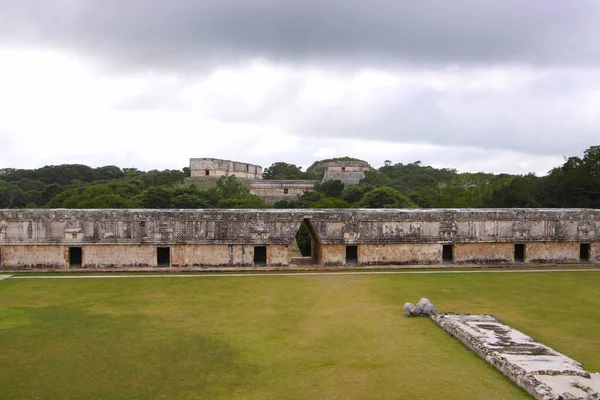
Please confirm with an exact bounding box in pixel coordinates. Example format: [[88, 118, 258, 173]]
[[1, 145, 599, 210]]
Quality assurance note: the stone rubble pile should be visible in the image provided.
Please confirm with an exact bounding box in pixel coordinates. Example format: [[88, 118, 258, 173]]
[[403, 298, 438, 317]]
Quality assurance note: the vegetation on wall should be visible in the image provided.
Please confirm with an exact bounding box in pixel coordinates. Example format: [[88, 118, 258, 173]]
[[1, 145, 599, 210]]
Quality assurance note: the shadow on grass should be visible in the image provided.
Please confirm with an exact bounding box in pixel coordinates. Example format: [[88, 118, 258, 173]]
[[0, 305, 258, 400]]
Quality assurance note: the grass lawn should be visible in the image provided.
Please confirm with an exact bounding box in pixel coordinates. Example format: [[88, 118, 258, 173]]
[[1, 271, 599, 400]]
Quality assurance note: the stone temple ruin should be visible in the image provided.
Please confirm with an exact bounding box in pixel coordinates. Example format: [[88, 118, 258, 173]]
[[189, 158, 263, 180], [0, 208, 598, 269], [187, 157, 372, 204]]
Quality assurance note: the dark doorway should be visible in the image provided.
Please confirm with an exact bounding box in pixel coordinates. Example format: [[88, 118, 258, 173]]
[[580, 243, 591, 262], [254, 246, 267, 266], [346, 245, 358, 265], [157, 247, 170, 266], [514, 244, 525, 262], [69, 247, 82, 267], [442, 244, 453, 264]]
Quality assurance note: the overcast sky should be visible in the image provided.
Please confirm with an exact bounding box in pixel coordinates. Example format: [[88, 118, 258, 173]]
[[1, 0, 599, 175]]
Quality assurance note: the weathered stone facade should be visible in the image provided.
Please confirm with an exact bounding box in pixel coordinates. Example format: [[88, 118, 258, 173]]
[[0, 208, 598, 269], [189, 158, 262, 179], [249, 180, 318, 204], [322, 160, 372, 186]]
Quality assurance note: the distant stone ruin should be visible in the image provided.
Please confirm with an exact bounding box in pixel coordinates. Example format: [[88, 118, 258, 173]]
[[189, 158, 263, 180], [187, 157, 373, 203], [321, 160, 372, 186]]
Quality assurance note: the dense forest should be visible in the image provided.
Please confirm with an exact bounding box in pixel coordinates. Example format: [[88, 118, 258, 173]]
[[1, 145, 599, 210]]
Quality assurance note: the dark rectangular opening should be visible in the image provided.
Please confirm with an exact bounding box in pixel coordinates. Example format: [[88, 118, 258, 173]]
[[69, 247, 82, 267], [341, 167, 346, 172], [204, 169, 210, 176], [442, 244, 453, 264], [346, 245, 358, 265], [254, 246, 267, 265], [157, 247, 170, 266], [514, 244, 525, 262], [580, 243, 591, 262], [283, 188, 289, 194]]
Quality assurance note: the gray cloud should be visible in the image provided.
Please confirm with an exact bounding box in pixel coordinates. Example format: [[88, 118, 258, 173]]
[[169, 66, 599, 157], [2, 1, 600, 70], [1, 0, 598, 174]]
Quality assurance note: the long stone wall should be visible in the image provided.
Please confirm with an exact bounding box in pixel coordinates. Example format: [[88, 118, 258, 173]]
[[0, 209, 598, 269]]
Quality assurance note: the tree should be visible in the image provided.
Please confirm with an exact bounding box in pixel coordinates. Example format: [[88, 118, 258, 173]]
[[295, 223, 312, 256], [215, 176, 250, 198], [311, 198, 351, 208], [136, 187, 174, 208], [295, 191, 325, 208], [0, 181, 27, 208], [94, 165, 124, 181], [360, 170, 393, 186], [171, 193, 211, 209], [219, 194, 267, 209], [273, 200, 298, 209], [360, 187, 418, 208], [263, 162, 306, 180], [17, 178, 46, 192], [340, 185, 370, 204], [77, 194, 137, 208], [314, 180, 345, 198]]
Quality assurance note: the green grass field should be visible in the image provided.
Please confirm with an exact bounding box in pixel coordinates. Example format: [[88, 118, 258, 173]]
[[1, 271, 599, 400]]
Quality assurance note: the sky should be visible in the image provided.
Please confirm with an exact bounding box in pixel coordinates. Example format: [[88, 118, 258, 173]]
[[1, 1, 599, 175]]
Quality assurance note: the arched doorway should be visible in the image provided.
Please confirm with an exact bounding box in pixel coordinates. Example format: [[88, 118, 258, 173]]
[[292, 218, 320, 265]]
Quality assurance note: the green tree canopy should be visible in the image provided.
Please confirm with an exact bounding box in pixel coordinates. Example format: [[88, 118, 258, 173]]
[[262, 162, 306, 180], [310, 198, 352, 208], [314, 180, 345, 198], [360, 187, 418, 208]]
